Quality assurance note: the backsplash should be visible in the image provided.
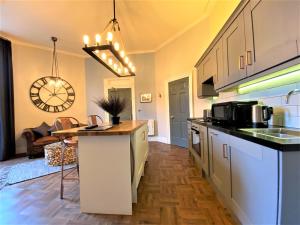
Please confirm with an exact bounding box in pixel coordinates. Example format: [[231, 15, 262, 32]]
[[214, 81, 300, 128]]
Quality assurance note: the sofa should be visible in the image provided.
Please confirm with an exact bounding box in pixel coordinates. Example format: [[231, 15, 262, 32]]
[[22, 123, 60, 158], [22, 120, 86, 158]]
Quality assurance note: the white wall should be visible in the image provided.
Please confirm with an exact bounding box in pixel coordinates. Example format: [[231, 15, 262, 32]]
[[12, 43, 87, 154], [85, 53, 157, 132], [154, 1, 240, 143]]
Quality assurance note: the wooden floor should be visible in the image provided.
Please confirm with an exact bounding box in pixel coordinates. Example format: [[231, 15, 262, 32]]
[[0, 142, 237, 225]]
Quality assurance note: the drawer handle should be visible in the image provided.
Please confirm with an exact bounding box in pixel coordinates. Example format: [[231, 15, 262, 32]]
[[223, 144, 228, 159], [246, 50, 252, 65], [239, 55, 245, 69]]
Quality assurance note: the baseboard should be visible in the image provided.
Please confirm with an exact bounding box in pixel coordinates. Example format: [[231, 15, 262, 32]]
[[13, 153, 27, 158], [148, 136, 170, 144]]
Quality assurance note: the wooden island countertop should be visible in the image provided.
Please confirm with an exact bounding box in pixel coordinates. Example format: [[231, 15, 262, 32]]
[[52, 120, 148, 137]]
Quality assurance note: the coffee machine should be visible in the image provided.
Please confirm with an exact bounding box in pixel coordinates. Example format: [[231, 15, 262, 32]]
[[252, 104, 273, 128]]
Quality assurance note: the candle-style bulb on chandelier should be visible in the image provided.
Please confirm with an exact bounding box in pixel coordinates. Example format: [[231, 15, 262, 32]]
[[82, 0, 136, 77]]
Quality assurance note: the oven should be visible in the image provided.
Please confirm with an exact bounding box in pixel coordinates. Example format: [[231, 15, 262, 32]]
[[191, 123, 201, 157]]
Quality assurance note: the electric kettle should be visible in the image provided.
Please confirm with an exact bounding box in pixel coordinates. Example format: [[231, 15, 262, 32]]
[[252, 104, 273, 127]]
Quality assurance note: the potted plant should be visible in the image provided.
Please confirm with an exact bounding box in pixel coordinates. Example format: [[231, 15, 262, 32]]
[[94, 96, 126, 125]]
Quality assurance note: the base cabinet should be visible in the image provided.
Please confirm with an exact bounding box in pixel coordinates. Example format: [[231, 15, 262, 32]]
[[208, 129, 231, 200], [207, 127, 300, 225], [229, 135, 278, 225], [131, 124, 149, 203]]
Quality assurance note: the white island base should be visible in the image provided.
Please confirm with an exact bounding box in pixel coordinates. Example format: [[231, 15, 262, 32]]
[[78, 122, 148, 215]]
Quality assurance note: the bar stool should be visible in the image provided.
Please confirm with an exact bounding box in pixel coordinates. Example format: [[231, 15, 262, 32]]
[[54, 117, 80, 199], [88, 115, 104, 125]]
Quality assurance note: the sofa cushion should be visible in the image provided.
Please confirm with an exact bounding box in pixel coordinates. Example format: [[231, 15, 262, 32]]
[[33, 136, 59, 146], [33, 122, 51, 137]]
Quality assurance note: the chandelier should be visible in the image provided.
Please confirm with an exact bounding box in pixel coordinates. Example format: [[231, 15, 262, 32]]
[[82, 0, 136, 77], [49, 36, 64, 87]]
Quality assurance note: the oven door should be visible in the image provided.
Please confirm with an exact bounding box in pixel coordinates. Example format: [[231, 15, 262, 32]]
[[191, 128, 201, 158]]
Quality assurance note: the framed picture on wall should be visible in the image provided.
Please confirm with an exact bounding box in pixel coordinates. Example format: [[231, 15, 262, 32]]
[[140, 93, 152, 103]]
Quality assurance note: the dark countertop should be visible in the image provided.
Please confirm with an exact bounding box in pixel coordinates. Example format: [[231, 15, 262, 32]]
[[188, 118, 300, 152]]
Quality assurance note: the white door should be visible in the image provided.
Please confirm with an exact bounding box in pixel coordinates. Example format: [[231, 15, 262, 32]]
[[244, 0, 298, 75]]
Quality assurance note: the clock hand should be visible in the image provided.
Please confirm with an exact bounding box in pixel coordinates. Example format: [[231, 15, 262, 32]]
[[45, 96, 54, 104], [55, 93, 67, 95], [55, 95, 66, 103], [41, 86, 54, 94]]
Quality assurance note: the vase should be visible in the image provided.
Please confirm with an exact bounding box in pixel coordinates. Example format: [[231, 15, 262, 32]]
[[111, 116, 120, 125]]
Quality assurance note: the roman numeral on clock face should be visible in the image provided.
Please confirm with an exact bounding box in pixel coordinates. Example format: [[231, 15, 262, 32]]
[[30, 92, 39, 98], [43, 104, 50, 112], [33, 98, 42, 106]]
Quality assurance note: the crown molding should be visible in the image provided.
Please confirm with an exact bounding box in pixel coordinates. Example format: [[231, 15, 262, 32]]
[[0, 34, 86, 58], [0, 0, 215, 58], [154, 0, 213, 52]]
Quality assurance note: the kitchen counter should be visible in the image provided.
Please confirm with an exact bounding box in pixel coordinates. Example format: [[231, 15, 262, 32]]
[[52, 120, 147, 137], [53, 120, 149, 215], [190, 119, 300, 152]]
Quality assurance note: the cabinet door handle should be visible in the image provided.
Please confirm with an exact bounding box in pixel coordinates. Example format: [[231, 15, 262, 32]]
[[239, 55, 245, 69], [246, 50, 252, 65], [223, 144, 228, 159]]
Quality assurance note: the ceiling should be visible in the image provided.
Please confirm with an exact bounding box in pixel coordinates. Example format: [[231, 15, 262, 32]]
[[1, 0, 218, 55]]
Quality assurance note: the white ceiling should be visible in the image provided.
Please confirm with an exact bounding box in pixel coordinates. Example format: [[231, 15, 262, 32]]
[[1, 0, 217, 55]]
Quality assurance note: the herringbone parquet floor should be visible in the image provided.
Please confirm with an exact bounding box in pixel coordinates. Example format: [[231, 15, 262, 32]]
[[0, 142, 237, 225]]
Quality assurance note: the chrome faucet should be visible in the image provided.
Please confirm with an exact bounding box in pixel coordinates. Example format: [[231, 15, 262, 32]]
[[286, 89, 300, 104]]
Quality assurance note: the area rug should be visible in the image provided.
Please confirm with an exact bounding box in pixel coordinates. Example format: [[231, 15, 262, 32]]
[[1, 158, 75, 188]]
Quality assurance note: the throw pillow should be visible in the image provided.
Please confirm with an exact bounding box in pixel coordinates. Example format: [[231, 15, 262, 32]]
[[33, 122, 51, 137]]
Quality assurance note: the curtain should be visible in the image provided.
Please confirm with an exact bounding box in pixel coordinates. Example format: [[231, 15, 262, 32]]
[[0, 37, 15, 161]]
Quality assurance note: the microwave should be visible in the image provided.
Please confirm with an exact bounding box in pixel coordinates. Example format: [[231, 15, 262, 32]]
[[211, 101, 258, 126]]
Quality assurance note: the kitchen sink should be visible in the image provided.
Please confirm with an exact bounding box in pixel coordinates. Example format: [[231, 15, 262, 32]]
[[239, 128, 300, 140]]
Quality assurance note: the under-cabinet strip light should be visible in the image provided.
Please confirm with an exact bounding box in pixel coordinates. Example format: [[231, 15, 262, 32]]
[[238, 64, 300, 94]]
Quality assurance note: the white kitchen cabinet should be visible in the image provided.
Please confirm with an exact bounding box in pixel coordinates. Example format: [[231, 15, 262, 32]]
[[244, 0, 298, 75], [223, 10, 247, 86], [229, 135, 278, 225], [208, 128, 231, 199], [131, 123, 149, 203]]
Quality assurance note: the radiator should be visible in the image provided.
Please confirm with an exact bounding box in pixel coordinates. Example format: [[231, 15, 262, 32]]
[[147, 119, 155, 136]]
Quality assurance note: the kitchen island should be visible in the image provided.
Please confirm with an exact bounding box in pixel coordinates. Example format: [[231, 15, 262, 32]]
[[53, 120, 148, 215]]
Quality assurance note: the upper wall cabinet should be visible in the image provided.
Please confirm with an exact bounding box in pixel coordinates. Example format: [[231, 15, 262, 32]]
[[223, 10, 247, 85], [196, 0, 300, 94], [196, 38, 224, 97], [244, 0, 299, 75], [213, 40, 224, 90], [196, 50, 218, 98]]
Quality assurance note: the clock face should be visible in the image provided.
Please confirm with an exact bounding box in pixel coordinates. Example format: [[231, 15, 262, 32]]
[[29, 76, 75, 113]]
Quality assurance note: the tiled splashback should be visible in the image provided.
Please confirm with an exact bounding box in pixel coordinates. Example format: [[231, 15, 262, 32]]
[[214, 81, 300, 128]]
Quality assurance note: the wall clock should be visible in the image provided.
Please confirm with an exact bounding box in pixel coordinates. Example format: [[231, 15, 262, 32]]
[[29, 76, 75, 113]]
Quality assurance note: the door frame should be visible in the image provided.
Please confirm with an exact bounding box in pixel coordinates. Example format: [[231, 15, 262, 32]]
[[166, 73, 193, 144], [104, 77, 136, 122]]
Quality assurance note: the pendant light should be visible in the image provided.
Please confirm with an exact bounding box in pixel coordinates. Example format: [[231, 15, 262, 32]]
[[82, 0, 136, 77], [49, 37, 63, 87]]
